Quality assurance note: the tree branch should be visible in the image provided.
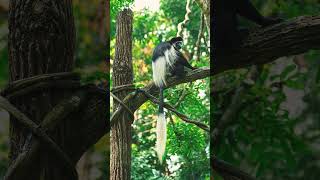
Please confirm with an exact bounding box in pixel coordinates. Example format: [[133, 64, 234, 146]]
[[110, 67, 210, 126], [138, 89, 209, 132], [4, 93, 86, 179], [111, 16, 320, 130], [212, 156, 256, 180], [0, 96, 78, 179], [214, 16, 320, 75]]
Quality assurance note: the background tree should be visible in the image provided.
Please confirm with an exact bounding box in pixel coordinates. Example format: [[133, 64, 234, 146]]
[[110, 9, 133, 180], [212, 0, 320, 180], [0, 0, 109, 179]]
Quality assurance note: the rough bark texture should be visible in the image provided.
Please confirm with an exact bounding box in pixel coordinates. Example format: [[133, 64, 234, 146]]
[[110, 9, 133, 180], [214, 16, 320, 75], [6, 0, 108, 179], [8, 0, 76, 179]]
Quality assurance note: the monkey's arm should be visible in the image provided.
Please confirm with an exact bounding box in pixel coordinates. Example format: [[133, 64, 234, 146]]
[[235, 0, 266, 25], [235, 0, 282, 26], [175, 51, 196, 70]]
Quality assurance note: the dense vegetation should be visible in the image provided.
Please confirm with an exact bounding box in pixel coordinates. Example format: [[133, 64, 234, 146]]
[[111, 0, 210, 179], [0, 0, 319, 179], [213, 0, 320, 179]]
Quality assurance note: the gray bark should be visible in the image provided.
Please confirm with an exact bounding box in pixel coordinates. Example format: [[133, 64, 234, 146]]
[[110, 9, 134, 180]]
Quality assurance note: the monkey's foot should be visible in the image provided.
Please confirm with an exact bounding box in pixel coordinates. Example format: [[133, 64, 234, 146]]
[[262, 17, 283, 27]]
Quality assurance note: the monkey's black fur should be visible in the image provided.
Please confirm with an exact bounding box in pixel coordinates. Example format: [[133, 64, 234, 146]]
[[152, 37, 195, 79], [152, 37, 196, 162], [214, 0, 282, 55], [152, 36, 195, 113]]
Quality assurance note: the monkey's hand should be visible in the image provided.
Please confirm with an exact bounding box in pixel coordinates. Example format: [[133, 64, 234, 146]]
[[261, 17, 283, 27]]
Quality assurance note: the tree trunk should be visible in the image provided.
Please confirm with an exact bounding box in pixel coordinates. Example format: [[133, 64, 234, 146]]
[[8, 0, 76, 179], [110, 9, 133, 180]]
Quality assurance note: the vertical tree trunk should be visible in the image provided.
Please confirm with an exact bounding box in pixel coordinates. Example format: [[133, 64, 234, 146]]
[[110, 9, 133, 180], [8, 0, 75, 179]]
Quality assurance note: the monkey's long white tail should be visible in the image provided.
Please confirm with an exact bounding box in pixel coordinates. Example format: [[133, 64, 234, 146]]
[[155, 112, 167, 164]]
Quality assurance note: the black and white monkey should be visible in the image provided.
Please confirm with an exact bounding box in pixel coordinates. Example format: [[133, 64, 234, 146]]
[[152, 37, 196, 163]]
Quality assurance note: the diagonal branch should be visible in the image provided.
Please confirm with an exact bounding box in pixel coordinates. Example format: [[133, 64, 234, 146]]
[[212, 156, 256, 180], [4, 93, 86, 180], [215, 16, 320, 75], [0, 96, 78, 180], [137, 89, 209, 132]]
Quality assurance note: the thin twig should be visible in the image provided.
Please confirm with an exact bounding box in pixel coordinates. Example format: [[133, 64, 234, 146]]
[[111, 83, 135, 93], [173, 88, 189, 108], [138, 89, 209, 132], [110, 91, 134, 116], [212, 156, 256, 180]]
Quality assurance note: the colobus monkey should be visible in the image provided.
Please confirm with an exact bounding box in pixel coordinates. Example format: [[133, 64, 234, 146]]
[[214, 0, 282, 54], [152, 37, 195, 163]]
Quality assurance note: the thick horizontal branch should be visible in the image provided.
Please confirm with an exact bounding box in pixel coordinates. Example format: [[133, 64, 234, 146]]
[[110, 67, 210, 126], [214, 15, 320, 75], [1, 72, 80, 97], [131, 67, 210, 110]]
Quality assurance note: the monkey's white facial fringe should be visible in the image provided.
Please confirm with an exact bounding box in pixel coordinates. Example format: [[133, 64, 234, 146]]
[[152, 47, 178, 87], [164, 46, 178, 68], [155, 112, 166, 164]]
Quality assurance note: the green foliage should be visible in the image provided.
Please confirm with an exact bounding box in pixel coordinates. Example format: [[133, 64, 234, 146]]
[[0, 48, 8, 87], [213, 61, 320, 179], [73, 1, 107, 67], [213, 1, 320, 179], [110, 0, 134, 38], [160, 0, 202, 45], [109, 0, 211, 178]]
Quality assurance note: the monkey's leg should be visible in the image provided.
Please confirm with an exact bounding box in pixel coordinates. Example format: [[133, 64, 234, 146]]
[[238, 27, 250, 43], [170, 63, 185, 78], [176, 54, 196, 70], [235, 0, 267, 25], [236, 0, 282, 26]]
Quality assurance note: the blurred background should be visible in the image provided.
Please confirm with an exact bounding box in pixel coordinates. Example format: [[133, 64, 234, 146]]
[[0, 0, 109, 179], [110, 0, 210, 179], [213, 0, 320, 180]]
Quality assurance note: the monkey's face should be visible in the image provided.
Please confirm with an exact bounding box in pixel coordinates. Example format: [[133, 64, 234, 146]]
[[174, 41, 183, 49]]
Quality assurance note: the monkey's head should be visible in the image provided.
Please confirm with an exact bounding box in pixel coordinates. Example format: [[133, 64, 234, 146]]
[[169, 37, 183, 50]]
